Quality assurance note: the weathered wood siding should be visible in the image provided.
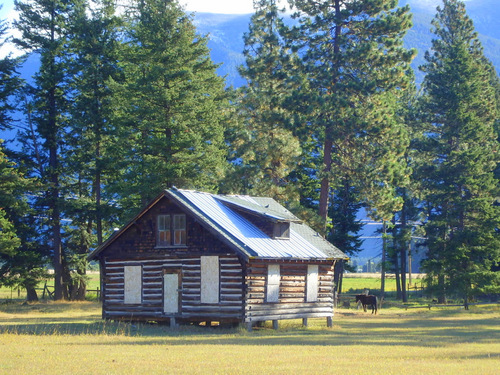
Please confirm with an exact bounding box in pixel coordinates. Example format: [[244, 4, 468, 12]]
[[245, 260, 335, 323], [99, 196, 245, 322], [102, 255, 244, 321]]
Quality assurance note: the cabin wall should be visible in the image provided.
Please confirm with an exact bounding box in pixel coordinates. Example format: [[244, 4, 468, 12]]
[[99, 196, 245, 322], [245, 260, 335, 323], [102, 255, 244, 322]]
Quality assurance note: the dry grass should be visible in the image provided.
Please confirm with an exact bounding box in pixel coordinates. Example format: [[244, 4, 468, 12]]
[[0, 301, 498, 374]]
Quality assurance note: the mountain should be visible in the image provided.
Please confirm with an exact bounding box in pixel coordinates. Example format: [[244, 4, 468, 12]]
[[193, 0, 500, 87]]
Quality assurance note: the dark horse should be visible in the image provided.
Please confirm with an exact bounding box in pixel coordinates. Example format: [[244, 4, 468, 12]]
[[355, 294, 378, 314]]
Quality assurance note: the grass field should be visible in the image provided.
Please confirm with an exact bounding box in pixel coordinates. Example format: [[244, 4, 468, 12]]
[[0, 300, 498, 374]]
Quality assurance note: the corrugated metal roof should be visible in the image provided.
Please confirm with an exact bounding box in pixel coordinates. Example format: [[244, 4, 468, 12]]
[[215, 195, 301, 222], [89, 188, 347, 261], [172, 189, 346, 260]]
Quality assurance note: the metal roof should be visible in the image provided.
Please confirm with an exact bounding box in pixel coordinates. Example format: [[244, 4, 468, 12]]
[[170, 189, 346, 260], [89, 188, 347, 261]]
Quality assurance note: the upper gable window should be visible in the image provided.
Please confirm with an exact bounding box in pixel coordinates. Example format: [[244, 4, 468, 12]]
[[157, 214, 186, 247], [173, 214, 186, 245], [273, 222, 290, 239]]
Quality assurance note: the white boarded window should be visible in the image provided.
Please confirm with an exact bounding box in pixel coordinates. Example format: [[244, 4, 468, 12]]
[[267, 264, 280, 303], [306, 265, 319, 302], [124, 265, 142, 304], [201, 256, 219, 304]]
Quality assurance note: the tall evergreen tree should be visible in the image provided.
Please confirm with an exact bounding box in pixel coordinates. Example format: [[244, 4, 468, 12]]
[[67, 0, 122, 245], [0, 11, 22, 131], [14, 0, 82, 299], [419, 0, 500, 303], [62, 0, 123, 299], [327, 175, 364, 291], [289, 0, 415, 226], [234, 0, 301, 203], [0, 143, 46, 301], [109, 0, 231, 219]]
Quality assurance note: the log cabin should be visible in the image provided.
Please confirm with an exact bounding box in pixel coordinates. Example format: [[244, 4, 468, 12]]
[[88, 188, 347, 330]]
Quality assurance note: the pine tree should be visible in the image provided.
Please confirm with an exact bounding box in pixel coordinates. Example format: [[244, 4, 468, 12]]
[[289, 0, 415, 225], [419, 0, 500, 303], [14, 0, 82, 299], [233, 0, 301, 203], [327, 175, 364, 292], [109, 0, 231, 219], [0, 143, 46, 301], [67, 0, 122, 245], [62, 0, 123, 299], [0, 12, 22, 131]]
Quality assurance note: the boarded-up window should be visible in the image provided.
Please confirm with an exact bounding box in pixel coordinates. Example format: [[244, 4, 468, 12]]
[[173, 214, 186, 245], [157, 215, 171, 246], [124, 265, 142, 304], [306, 265, 319, 302], [267, 264, 280, 302], [200, 256, 219, 304]]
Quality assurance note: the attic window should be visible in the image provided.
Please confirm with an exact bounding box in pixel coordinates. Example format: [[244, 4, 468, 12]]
[[157, 214, 186, 246], [273, 222, 290, 239]]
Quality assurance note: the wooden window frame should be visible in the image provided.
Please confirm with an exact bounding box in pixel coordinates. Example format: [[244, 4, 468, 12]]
[[273, 222, 290, 239], [173, 214, 186, 246], [157, 214, 186, 247], [157, 215, 171, 247]]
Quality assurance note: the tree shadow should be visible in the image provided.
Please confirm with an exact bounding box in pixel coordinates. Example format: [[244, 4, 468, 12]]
[[0, 302, 498, 349]]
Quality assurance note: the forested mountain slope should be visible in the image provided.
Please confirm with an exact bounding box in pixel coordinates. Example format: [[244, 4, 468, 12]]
[[193, 0, 500, 87]]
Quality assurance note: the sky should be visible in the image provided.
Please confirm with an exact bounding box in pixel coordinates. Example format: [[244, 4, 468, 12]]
[[0, 0, 258, 20], [0, 0, 259, 57]]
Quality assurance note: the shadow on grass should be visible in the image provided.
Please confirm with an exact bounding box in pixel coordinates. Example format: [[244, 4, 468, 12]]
[[0, 302, 498, 349]]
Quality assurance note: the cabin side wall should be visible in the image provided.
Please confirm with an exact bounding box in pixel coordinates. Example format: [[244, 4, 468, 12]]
[[244, 260, 336, 323]]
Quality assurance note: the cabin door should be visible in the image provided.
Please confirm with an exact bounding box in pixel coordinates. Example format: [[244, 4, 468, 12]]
[[163, 271, 181, 314]]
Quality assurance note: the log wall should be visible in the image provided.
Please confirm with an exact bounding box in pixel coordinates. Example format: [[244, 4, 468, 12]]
[[244, 260, 335, 323], [102, 255, 244, 322]]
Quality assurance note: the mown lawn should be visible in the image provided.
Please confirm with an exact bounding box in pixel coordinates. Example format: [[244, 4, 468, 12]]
[[0, 301, 498, 375]]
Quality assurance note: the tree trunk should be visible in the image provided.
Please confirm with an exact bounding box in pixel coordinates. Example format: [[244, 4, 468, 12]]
[[400, 244, 407, 302], [25, 284, 38, 302], [400, 195, 408, 302], [437, 274, 446, 304], [394, 252, 402, 300], [319, 139, 333, 227], [380, 221, 387, 299], [333, 260, 344, 294]]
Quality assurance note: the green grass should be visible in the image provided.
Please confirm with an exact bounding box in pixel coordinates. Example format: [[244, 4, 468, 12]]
[[0, 273, 101, 301], [0, 301, 498, 374], [342, 274, 426, 294]]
